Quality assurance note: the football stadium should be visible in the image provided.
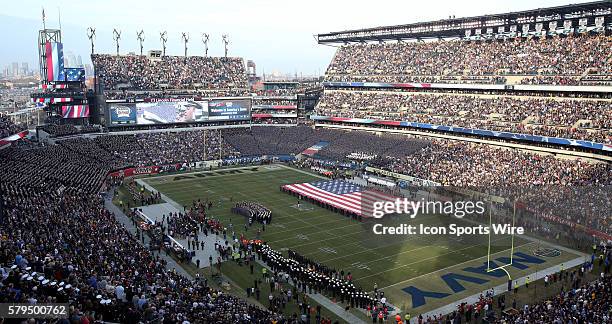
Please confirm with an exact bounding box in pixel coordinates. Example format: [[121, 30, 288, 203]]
[[0, 1, 611, 323]]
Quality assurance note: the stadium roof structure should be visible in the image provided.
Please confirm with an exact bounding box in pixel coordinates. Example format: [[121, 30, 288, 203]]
[[317, 1, 612, 43]]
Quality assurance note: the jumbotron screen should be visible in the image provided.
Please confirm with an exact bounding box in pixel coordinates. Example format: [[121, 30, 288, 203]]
[[108, 98, 251, 125]]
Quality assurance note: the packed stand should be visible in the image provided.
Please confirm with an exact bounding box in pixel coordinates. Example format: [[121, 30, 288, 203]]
[[222, 126, 431, 160], [501, 271, 611, 323], [92, 54, 248, 91], [251, 117, 298, 125], [387, 140, 611, 187], [0, 123, 610, 322], [325, 74, 507, 84], [41, 124, 102, 137], [57, 130, 239, 169], [104, 88, 250, 100], [326, 35, 612, 85], [383, 139, 611, 235], [0, 115, 27, 138], [135, 130, 239, 165], [0, 141, 281, 323], [316, 90, 612, 143]]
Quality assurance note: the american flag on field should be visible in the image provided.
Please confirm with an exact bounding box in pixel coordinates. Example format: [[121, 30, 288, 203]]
[[282, 180, 398, 218]]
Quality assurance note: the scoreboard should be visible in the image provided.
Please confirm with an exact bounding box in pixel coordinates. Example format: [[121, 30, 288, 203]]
[[108, 98, 251, 126]]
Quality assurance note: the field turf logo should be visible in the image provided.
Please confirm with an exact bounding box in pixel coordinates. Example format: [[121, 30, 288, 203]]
[[402, 252, 546, 308], [171, 167, 260, 181]]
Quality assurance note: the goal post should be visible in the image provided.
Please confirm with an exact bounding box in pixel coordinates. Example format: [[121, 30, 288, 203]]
[[485, 200, 517, 281]]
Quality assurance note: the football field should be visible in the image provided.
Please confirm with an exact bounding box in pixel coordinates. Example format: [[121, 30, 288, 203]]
[[143, 164, 582, 315]]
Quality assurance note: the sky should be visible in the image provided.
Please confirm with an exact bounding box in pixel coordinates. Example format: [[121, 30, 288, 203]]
[[0, 0, 591, 76]]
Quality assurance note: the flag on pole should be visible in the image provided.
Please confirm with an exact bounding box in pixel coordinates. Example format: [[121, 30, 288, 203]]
[[45, 42, 65, 81]]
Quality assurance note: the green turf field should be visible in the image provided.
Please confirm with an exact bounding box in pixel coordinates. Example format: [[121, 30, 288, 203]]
[[142, 164, 582, 316]]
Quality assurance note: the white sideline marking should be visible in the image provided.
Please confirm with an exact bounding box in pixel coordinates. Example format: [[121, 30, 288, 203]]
[[356, 236, 516, 281], [376, 242, 534, 291]]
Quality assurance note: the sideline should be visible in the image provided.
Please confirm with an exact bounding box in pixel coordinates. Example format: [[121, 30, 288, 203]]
[[277, 164, 328, 180], [136, 170, 361, 322], [255, 259, 368, 324], [137, 178, 184, 211], [104, 189, 193, 279]]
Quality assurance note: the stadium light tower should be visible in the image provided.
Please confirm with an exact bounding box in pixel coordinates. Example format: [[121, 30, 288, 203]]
[[222, 34, 229, 58], [137, 30, 145, 55], [201, 33, 210, 57], [113, 28, 121, 56], [86, 27, 96, 54], [182, 32, 189, 57], [160, 31, 167, 56]]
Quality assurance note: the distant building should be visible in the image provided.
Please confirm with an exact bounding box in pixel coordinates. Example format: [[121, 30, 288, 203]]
[[247, 60, 259, 84], [65, 51, 77, 68], [21, 62, 29, 76], [11, 62, 19, 77]]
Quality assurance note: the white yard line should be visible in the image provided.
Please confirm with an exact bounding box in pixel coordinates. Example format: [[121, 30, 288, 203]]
[[322, 239, 442, 265], [376, 241, 535, 291], [277, 164, 327, 179], [265, 219, 362, 239], [355, 236, 512, 281], [145, 165, 271, 180]]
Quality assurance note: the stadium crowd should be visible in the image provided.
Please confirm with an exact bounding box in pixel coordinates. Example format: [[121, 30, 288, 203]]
[[56, 130, 238, 169], [324, 74, 508, 85], [385, 140, 610, 187], [1, 192, 279, 322], [222, 126, 431, 161], [253, 98, 297, 106], [501, 272, 611, 323], [103, 89, 250, 100], [316, 91, 612, 143], [0, 115, 27, 138], [0, 124, 610, 322], [92, 54, 248, 91], [251, 117, 299, 125], [326, 35, 612, 85], [514, 186, 611, 240], [0, 137, 283, 323], [41, 124, 101, 137]]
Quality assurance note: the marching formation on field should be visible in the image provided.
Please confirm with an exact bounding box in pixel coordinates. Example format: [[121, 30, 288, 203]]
[[233, 201, 273, 225]]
